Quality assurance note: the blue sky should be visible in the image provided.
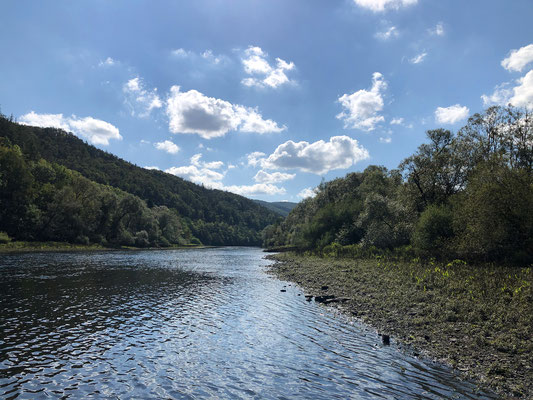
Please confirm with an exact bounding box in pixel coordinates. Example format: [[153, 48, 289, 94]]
[[1, 0, 533, 201]]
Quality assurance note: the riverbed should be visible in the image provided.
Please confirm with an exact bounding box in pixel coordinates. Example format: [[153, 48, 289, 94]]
[[0, 247, 496, 399]]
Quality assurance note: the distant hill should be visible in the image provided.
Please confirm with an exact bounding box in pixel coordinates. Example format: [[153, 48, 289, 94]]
[[253, 200, 298, 217], [0, 115, 280, 246]]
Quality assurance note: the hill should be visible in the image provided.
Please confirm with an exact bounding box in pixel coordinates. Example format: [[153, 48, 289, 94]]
[[0, 114, 281, 246], [253, 200, 298, 217]]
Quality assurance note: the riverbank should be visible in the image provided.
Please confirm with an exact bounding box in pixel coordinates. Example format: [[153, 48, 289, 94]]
[[0, 241, 210, 253], [267, 253, 533, 399]]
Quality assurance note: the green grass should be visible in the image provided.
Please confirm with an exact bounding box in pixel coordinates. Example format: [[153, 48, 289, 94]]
[[269, 253, 533, 399], [0, 241, 210, 253]]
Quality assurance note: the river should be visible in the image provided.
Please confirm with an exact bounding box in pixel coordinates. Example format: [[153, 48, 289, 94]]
[[0, 247, 496, 399]]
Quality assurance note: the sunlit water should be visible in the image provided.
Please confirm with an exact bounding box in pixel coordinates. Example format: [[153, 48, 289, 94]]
[[0, 247, 496, 399]]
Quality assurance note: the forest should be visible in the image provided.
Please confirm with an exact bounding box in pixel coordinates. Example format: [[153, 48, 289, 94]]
[[0, 113, 281, 247], [263, 106, 533, 265]]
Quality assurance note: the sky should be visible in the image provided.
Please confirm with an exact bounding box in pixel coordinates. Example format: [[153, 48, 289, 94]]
[[1, 0, 533, 202]]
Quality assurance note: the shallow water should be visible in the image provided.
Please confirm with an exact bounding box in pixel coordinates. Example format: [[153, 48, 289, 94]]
[[0, 247, 495, 399]]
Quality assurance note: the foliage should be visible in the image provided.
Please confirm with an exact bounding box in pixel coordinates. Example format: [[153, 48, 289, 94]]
[[263, 106, 533, 265], [0, 142, 186, 247], [0, 231, 11, 244], [0, 114, 279, 246]]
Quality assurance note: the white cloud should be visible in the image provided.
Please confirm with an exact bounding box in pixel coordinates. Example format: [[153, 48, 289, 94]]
[[223, 183, 286, 196], [18, 111, 71, 131], [298, 187, 317, 199], [19, 111, 122, 146], [166, 86, 285, 139], [247, 151, 267, 167], [375, 26, 399, 40], [254, 170, 296, 184], [241, 46, 295, 89], [410, 52, 427, 64], [509, 70, 533, 108], [434, 104, 470, 124], [98, 57, 115, 67], [253, 135, 369, 175], [353, 0, 417, 12], [379, 137, 392, 143], [429, 22, 445, 36], [501, 44, 533, 72], [337, 72, 387, 131], [144, 166, 160, 170], [123, 77, 162, 117], [165, 153, 285, 196], [154, 140, 180, 154], [390, 117, 404, 125], [481, 82, 514, 107]]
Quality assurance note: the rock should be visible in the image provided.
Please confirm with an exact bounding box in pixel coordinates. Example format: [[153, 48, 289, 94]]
[[381, 334, 391, 346], [280, 289, 287, 292], [321, 285, 329, 291], [314, 294, 335, 303], [304, 295, 313, 301]]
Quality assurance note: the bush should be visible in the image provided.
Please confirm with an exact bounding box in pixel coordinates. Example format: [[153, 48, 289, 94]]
[[412, 204, 454, 258], [0, 231, 12, 244], [134, 230, 150, 247], [190, 237, 202, 245]]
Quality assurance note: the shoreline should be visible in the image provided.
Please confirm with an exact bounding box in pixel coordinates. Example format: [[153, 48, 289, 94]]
[[0, 241, 214, 254], [267, 252, 533, 399]]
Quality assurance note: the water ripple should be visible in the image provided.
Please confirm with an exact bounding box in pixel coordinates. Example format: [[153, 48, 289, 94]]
[[0, 248, 496, 399]]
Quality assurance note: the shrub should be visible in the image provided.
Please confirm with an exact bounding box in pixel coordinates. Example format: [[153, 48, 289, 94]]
[[0, 231, 11, 244], [412, 204, 454, 258]]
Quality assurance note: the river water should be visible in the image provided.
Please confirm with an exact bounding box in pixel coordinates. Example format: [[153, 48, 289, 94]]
[[0, 247, 495, 399]]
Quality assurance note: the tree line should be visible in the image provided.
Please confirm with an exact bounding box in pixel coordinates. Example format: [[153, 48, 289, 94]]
[[0, 113, 281, 246], [263, 106, 533, 265], [0, 140, 188, 246]]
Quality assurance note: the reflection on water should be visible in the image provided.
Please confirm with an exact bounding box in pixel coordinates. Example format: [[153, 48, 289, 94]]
[[0, 248, 495, 399]]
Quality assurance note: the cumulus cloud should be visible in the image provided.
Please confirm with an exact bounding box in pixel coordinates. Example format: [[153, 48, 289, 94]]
[[165, 154, 285, 196], [251, 136, 369, 175], [410, 52, 427, 64], [165, 153, 225, 187], [247, 151, 267, 167], [298, 187, 317, 199], [481, 82, 514, 107], [241, 46, 295, 89], [379, 137, 392, 143], [375, 26, 399, 40], [254, 170, 296, 184], [353, 0, 418, 12], [144, 166, 160, 170], [19, 111, 122, 146], [509, 70, 533, 108], [166, 86, 285, 139], [123, 77, 162, 117], [501, 44, 533, 72], [337, 72, 387, 131], [435, 104, 470, 124], [154, 140, 180, 154], [224, 183, 286, 196]]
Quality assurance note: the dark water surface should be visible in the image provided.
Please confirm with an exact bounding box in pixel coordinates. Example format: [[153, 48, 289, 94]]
[[0, 247, 495, 399]]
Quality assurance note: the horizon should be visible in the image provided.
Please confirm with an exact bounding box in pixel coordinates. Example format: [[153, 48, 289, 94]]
[[1, 0, 532, 201]]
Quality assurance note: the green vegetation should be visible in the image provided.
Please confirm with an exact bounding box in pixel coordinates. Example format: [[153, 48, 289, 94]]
[[264, 106, 533, 265], [0, 142, 187, 247], [0, 113, 280, 246], [265, 105, 533, 398], [269, 253, 532, 398]]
